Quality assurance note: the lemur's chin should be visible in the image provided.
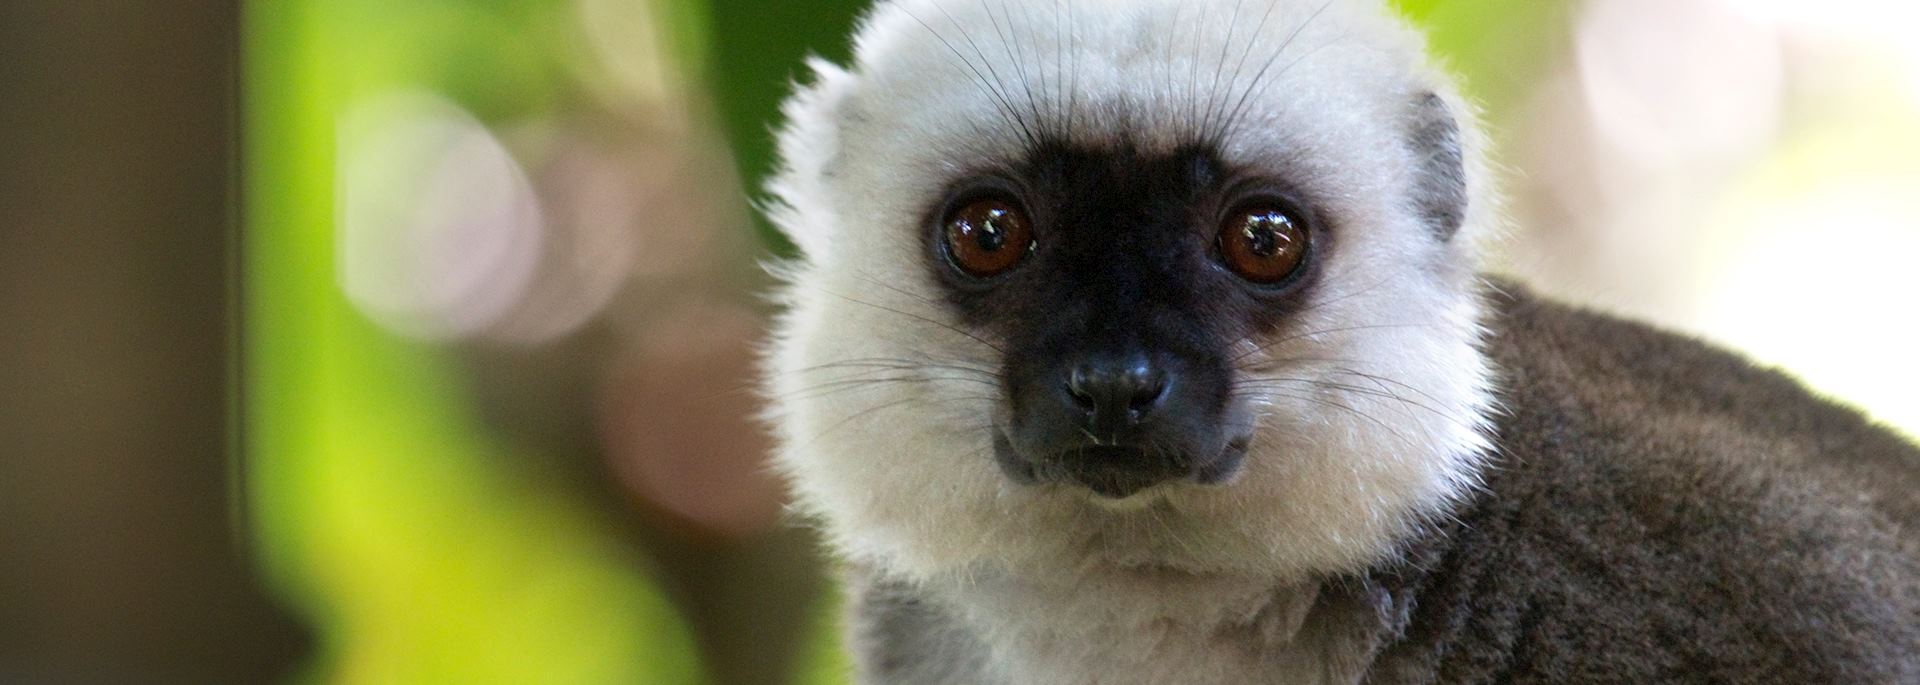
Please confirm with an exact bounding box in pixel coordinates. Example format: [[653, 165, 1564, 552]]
[[992, 429, 1253, 500]]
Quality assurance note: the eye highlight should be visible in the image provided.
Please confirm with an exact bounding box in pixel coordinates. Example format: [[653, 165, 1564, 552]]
[[943, 196, 1034, 278], [1217, 203, 1310, 285]]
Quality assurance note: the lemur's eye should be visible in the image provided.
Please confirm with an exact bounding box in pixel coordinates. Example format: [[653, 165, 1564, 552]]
[[1217, 203, 1310, 285], [943, 197, 1034, 278]]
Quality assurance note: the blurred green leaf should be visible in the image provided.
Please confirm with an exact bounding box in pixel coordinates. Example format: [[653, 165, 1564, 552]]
[[245, 1, 703, 682], [702, 0, 870, 257], [1394, 0, 1572, 116]]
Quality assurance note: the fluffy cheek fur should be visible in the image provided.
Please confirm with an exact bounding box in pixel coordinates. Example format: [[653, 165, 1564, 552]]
[[763, 0, 1497, 585], [766, 231, 1492, 583], [765, 273, 1016, 575]]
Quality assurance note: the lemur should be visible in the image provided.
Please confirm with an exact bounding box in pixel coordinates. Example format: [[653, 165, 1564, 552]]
[[759, 0, 1920, 682]]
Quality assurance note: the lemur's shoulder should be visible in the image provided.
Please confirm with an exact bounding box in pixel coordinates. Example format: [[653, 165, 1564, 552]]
[[1482, 279, 1920, 524], [1364, 280, 1920, 683]]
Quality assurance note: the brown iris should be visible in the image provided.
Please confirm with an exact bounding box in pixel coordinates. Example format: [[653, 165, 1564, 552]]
[[1218, 204, 1309, 284], [943, 198, 1033, 277]]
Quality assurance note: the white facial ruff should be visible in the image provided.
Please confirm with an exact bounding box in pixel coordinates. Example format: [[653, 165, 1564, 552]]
[[762, 0, 1499, 642]]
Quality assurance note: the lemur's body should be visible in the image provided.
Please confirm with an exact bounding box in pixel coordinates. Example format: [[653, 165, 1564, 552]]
[[760, 0, 1920, 682], [847, 288, 1920, 683]]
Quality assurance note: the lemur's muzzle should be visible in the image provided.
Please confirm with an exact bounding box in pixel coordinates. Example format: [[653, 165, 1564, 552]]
[[996, 348, 1249, 499]]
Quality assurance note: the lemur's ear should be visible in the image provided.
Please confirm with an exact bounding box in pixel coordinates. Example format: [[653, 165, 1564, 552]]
[[766, 57, 859, 261], [1406, 91, 1469, 241]]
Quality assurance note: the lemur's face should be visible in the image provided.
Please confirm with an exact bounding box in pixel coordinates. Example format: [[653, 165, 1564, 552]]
[[766, 0, 1497, 581], [935, 144, 1313, 499]]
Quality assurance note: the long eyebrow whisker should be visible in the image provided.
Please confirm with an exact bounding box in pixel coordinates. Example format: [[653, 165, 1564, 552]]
[[930, 1, 1042, 147], [1186, 0, 1213, 135], [1047, 0, 1065, 128], [987, 0, 1049, 139], [1158, 1, 1187, 134], [1200, 0, 1251, 138], [1215, 0, 1339, 145], [1221, 33, 1344, 144], [1205, 0, 1284, 140], [898, 5, 1033, 147]]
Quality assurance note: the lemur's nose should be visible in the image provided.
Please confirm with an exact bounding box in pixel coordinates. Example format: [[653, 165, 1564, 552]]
[[1064, 354, 1170, 430], [995, 347, 1237, 499]]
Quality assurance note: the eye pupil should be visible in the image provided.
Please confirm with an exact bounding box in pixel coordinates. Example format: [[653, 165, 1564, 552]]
[[976, 213, 1007, 252], [1244, 217, 1283, 257]]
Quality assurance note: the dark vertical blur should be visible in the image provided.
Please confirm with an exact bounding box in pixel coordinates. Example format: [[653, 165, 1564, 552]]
[[0, 1, 306, 681], [706, 0, 867, 253]]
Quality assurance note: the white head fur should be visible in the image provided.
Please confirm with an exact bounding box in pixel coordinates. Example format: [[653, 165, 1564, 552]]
[[761, 0, 1498, 662]]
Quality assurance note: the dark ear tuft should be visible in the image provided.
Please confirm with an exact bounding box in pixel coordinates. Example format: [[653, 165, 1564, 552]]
[[1407, 92, 1468, 241]]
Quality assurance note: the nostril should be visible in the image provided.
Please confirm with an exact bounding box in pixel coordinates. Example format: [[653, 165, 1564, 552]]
[[1066, 367, 1098, 413], [1128, 376, 1169, 414], [1065, 382, 1096, 413]]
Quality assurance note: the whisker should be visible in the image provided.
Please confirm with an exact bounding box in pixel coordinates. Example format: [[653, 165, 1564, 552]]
[[1215, 0, 1338, 145], [1236, 377, 1433, 417], [1288, 274, 1396, 317], [1048, 0, 1065, 127], [1066, 0, 1080, 134], [823, 289, 1007, 354], [987, 0, 1048, 138], [1205, 0, 1284, 140], [774, 374, 1001, 404], [1326, 367, 1456, 411], [852, 271, 950, 310], [1159, 1, 1186, 133], [1186, 0, 1213, 135], [1233, 376, 1481, 435], [1246, 390, 1422, 448], [791, 357, 1002, 379], [1201, 0, 1250, 138], [899, 5, 1032, 146], [1221, 32, 1344, 143], [798, 393, 1000, 450], [1229, 322, 1437, 364], [699, 362, 983, 404], [1234, 354, 1368, 373], [932, 1, 1041, 147]]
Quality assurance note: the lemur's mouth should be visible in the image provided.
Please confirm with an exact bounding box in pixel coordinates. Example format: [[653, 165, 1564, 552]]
[[992, 431, 1253, 500]]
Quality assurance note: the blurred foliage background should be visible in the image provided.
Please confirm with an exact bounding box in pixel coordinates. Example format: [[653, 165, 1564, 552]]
[[4, 0, 1917, 682]]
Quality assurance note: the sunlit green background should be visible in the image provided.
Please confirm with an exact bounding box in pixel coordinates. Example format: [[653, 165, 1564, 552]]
[[240, 0, 1920, 682]]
